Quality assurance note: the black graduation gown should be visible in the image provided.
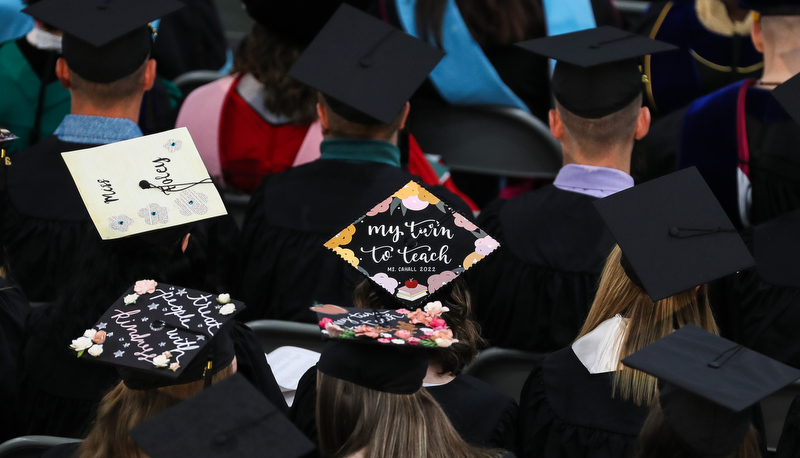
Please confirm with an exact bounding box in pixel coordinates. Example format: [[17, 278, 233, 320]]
[[3, 136, 96, 302], [466, 186, 614, 352], [16, 304, 287, 439], [0, 276, 31, 443], [776, 395, 800, 458], [518, 348, 649, 458], [233, 159, 470, 323], [290, 365, 518, 451]]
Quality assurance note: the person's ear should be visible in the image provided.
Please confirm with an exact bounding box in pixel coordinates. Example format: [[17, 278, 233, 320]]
[[634, 106, 651, 140], [55, 58, 71, 89], [181, 233, 191, 253], [549, 109, 564, 140], [317, 102, 329, 135], [751, 14, 764, 54], [143, 59, 157, 92], [397, 102, 411, 130]]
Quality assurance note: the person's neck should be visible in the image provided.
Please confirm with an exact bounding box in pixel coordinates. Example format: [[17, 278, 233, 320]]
[[423, 363, 456, 385], [69, 97, 142, 124], [560, 143, 632, 174], [760, 46, 800, 86], [322, 132, 399, 145]]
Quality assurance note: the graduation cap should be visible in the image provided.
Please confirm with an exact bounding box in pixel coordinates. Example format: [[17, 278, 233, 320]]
[[622, 324, 800, 456], [323, 180, 499, 307], [312, 305, 457, 393], [753, 207, 800, 287], [61, 127, 227, 240], [129, 373, 315, 458], [243, 0, 371, 46], [772, 72, 800, 126], [287, 3, 445, 125], [23, 0, 184, 83], [593, 167, 755, 301], [738, 0, 800, 15], [516, 26, 677, 119], [68, 280, 244, 389]]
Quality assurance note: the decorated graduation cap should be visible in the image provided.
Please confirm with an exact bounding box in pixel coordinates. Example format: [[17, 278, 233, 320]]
[[130, 373, 315, 458], [61, 127, 226, 240], [23, 0, 183, 83], [516, 26, 677, 119], [622, 325, 800, 457], [738, 0, 800, 15], [753, 207, 800, 287], [324, 181, 499, 307], [593, 167, 755, 301], [69, 280, 244, 390], [288, 3, 445, 124], [313, 304, 457, 394]]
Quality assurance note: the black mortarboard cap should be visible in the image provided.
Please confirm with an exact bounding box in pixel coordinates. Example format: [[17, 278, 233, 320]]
[[23, 0, 184, 83], [623, 325, 800, 456], [313, 304, 458, 394], [288, 4, 445, 124], [129, 374, 316, 458], [323, 180, 499, 307], [243, 0, 371, 46], [516, 26, 677, 119], [593, 167, 755, 301], [738, 0, 800, 15], [754, 207, 800, 287], [773, 72, 800, 126], [68, 280, 244, 389]]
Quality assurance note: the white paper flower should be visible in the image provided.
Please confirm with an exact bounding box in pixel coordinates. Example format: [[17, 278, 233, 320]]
[[217, 293, 231, 304], [380, 333, 393, 338], [391, 339, 406, 345], [219, 303, 236, 315], [152, 354, 170, 367], [70, 336, 93, 352], [424, 301, 450, 317], [435, 338, 454, 348], [88, 344, 103, 357], [124, 294, 139, 305], [83, 329, 97, 339]]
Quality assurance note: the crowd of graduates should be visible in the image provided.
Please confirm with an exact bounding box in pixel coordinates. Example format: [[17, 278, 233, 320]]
[[3, 0, 800, 457]]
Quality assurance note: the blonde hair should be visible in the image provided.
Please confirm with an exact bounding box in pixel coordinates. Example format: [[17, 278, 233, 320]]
[[316, 372, 505, 458], [76, 362, 236, 458], [576, 245, 718, 406]]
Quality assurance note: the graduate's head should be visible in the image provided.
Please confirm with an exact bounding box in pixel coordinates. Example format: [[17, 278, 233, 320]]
[[56, 56, 156, 110], [317, 93, 410, 142]]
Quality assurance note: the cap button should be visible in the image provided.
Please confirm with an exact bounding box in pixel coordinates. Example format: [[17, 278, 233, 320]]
[[668, 227, 680, 237]]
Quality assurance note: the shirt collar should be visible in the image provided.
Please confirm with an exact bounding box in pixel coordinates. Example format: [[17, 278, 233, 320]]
[[319, 138, 401, 167], [553, 164, 634, 198], [54, 114, 143, 145]]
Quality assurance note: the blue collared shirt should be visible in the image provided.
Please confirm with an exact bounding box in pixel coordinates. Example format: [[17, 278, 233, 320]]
[[54, 114, 142, 145], [553, 164, 634, 198]]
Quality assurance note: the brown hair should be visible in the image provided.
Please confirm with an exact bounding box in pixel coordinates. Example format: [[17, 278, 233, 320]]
[[352, 278, 486, 375], [318, 94, 405, 141], [69, 59, 149, 110], [316, 372, 505, 458], [75, 361, 236, 458], [576, 245, 718, 406], [233, 23, 317, 124], [555, 94, 644, 157], [634, 400, 762, 458]]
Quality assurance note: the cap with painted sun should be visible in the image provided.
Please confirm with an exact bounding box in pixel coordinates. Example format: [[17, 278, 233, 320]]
[[287, 3, 445, 125], [323, 180, 499, 307], [622, 324, 800, 457], [516, 26, 677, 119], [69, 280, 243, 390], [593, 167, 755, 301], [23, 0, 184, 83]]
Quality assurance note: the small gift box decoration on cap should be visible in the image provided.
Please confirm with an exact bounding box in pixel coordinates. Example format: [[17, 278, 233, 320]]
[[323, 180, 499, 307], [61, 128, 227, 240], [70, 280, 244, 389]]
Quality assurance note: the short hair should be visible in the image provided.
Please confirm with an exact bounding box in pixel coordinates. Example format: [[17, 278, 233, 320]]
[[68, 58, 149, 110], [761, 16, 800, 50], [555, 93, 643, 156], [319, 94, 405, 141]]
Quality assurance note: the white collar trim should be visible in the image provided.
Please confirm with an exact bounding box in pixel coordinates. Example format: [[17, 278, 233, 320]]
[[572, 315, 628, 374]]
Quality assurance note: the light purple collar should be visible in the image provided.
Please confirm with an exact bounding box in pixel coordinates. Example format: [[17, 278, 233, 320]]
[[553, 164, 634, 198]]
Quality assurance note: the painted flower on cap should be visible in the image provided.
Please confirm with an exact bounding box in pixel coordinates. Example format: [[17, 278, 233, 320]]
[[134, 279, 158, 295], [108, 215, 134, 232], [70, 336, 93, 352], [402, 195, 429, 211], [427, 271, 458, 294], [332, 247, 359, 267], [217, 293, 231, 304], [88, 344, 103, 357], [366, 196, 393, 216], [371, 273, 398, 294], [324, 225, 356, 249], [219, 303, 236, 315], [124, 294, 139, 305], [453, 212, 478, 231], [475, 235, 500, 256]]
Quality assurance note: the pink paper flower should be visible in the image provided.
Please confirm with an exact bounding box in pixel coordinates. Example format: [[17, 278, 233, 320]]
[[396, 308, 411, 315], [407, 337, 421, 345], [407, 308, 432, 326], [395, 329, 412, 340], [318, 317, 333, 329], [92, 330, 107, 344], [377, 338, 391, 343], [325, 323, 345, 338], [134, 279, 158, 295], [429, 318, 447, 329], [355, 325, 380, 338]]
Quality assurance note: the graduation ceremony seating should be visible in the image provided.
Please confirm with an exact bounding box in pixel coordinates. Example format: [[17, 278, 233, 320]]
[[246, 319, 326, 354], [463, 347, 545, 402], [0, 436, 80, 458]]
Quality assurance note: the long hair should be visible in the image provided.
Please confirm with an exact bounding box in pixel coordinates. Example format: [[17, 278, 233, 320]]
[[352, 277, 486, 375], [634, 400, 762, 458], [576, 245, 718, 406], [316, 372, 504, 458], [415, 0, 544, 48], [75, 362, 236, 458], [232, 22, 317, 124]]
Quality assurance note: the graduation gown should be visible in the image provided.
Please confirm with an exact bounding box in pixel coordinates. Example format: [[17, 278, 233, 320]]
[[466, 186, 614, 352], [0, 276, 31, 443], [233, 158, 470, 323], [3, 136, 96, 302], [518, 348, 649, 458], [679, 80, 800, 228], [776, 395, 800, 458], [290, 366, 518, 451]]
